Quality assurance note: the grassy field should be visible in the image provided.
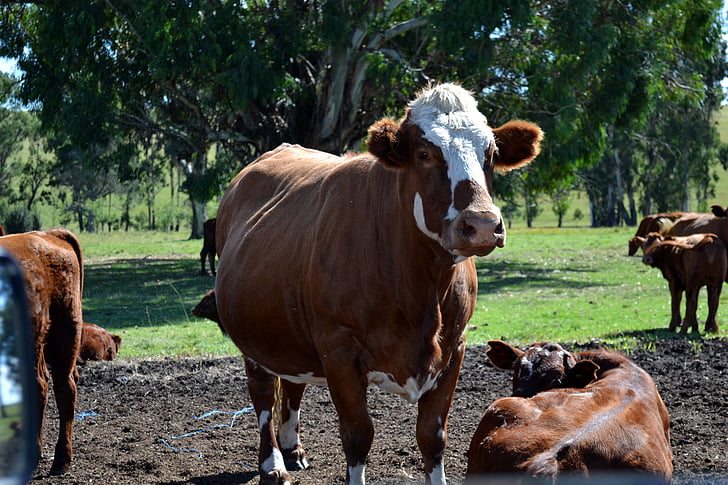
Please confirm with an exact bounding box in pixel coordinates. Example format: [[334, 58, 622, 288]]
[[77, 227, 726, 361]]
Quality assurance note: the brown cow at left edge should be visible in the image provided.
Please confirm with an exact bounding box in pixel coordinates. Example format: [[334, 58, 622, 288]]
[[0, 229, 84, 475]]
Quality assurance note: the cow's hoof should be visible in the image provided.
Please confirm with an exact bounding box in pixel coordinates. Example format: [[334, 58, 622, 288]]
[[49, 460, 70, 475], [283, 446, 309, 471], [261, 469, 294, 485]]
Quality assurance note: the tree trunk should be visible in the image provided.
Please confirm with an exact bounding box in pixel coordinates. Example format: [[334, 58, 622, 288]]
[[190, 200, 206, 239]]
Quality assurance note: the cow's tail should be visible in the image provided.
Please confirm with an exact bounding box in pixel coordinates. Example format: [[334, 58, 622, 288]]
[[47, 228, 84, 294], [273, 376, 283, 429]]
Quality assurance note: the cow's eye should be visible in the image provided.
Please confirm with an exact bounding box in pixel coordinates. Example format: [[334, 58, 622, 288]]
[[418, 151, 429, 161]]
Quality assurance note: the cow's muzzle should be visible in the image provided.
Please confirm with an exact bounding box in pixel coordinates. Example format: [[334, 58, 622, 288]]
[[444, 209, 506, 257]]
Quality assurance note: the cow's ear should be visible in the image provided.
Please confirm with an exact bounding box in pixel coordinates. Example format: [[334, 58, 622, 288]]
[[710, 204, 727, 217], [368, 119, 404, 168], [566, 360, 599, 388], [492, 120, 543, 172], [486, 340, 523, 370]]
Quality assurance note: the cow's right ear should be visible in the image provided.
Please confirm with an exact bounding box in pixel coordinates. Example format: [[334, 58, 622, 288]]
[[367, 119, 404, 168], [486, 340, 523, 370], [710, 204, 727, 217]]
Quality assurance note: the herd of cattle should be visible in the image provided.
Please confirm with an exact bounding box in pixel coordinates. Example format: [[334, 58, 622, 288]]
[[0, 83, 708, 484], [629, 206, 728, 334]]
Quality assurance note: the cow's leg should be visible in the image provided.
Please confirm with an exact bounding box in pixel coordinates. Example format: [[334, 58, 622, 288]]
[[46, 329, 79, 474], [682, 286, 700, 334], [278, 381, 308, 470], [325, 363, 373, 485], [668, 282, 683, 331], [705, 284, 721, 333], [245, 358, 292, 485], [416, 343, 465, 485], [208, 252, 216, 275], [199, 249, 208, 275], [34, 346, 50, 462]]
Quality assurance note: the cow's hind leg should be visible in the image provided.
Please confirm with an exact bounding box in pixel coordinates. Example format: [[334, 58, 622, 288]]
[[682, 286, 700, 334], [705, 283, 721, 333], [245, 358, 293, 485], [46, 330, 80, 474], [199, 249, 208, 275], [278, 380, 308, 470]]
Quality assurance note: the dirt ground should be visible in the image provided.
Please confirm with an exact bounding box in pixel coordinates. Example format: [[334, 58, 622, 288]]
[[31, 338, 728, 484]]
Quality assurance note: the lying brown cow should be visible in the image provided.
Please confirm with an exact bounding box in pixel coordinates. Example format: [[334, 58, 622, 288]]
[[642, 232, 726, 333], [466, 340, 672, 483], [214, 83, 542, 485], [190, 289, 225, 334], [77, 322, 122, 364], [628, 211, 690, 256], [0, 229, 84, 474], [200, 218, 216, 275]]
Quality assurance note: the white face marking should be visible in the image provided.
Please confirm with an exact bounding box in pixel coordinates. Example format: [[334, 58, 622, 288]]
[[278, 406, 301, 450], [408, 84, 495, 221], [348, 463, 366, 485], [414, 192, 443, 242], [367, 371, 440, 403], [260, 446, 287, 474], [428, 462, 447, 485]]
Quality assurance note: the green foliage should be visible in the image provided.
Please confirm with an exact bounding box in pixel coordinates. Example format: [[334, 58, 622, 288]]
[[0, 204, 40, 234]]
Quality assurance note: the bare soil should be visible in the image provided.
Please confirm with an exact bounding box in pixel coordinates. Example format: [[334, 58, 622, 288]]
[[31, 338, 728, 484]]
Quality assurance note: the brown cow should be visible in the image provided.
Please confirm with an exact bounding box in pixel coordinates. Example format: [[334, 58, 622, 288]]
[[213, 83, 542, 485], [191, 289, 225, 335], [642, 233, 726, 333], [0, 229, 84, 474], [77, 322, 122, 364], [466, 341, 672, 483], [627, 211, 690, 256], [200, 218, 216, 275]]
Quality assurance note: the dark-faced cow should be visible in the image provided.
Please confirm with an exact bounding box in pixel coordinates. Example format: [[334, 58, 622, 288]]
[[77, 322, 122, 364], [628, 212, 691, 256], [213, 83, 542, 485], [642, 233, 726, 334], [0, 229, 84, 474], [200, 218, 216, 276], [466, 341, 672, 483]]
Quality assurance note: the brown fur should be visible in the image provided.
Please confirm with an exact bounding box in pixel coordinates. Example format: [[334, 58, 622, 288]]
[[627, 211, 692, 256], [467, 341, 672, 483], [77, 322, 121, 364], [0, 229, 84, 474], [642, 233, 726, 333], [214, 94, 542, 483]]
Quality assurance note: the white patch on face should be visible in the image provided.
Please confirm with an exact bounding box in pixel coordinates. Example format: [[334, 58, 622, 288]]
[[261, 446, 287, 474], [348, 463, 366, 485], [278, 406, 301, 450], [414, 192, 443, 242], [428, 462, 447, 485], [408, 84, 495, 221], [367, 370, 440, 403]]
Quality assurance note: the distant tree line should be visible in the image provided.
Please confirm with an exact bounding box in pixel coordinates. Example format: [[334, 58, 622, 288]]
[[0, 0, 725, 235]]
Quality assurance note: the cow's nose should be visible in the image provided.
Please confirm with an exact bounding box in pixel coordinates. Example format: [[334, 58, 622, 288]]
[[642, 255, 653, 265], [457, 210, 506, 248]]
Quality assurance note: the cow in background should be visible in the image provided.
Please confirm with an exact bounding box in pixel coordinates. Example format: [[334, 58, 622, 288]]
[[466, 340, 672, 483], [628, 211, 690, 256], [77, 322, 122, 364], [642, 232, 726, 333], [214, 83, 542, 485], [0, 229, 84, 474], [200, 218, 216, 276], [191, 289, 225, 335]]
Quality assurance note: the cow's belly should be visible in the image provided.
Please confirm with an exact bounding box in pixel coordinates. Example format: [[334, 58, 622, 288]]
[[367, 370, 441, 403]]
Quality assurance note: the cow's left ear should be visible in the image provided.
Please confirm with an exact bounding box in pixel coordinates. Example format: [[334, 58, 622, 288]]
[[565, 360, 599, 389], [492, 120, 543, 172], [368, 119, 404, 168], [486, 340, 523, 370]]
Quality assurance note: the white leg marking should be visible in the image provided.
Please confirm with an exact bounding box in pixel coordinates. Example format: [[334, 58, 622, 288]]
[[348, 463, 366, 485], [261, 447, 287, 474], [258, 410, 271, 432], [278, 406, 300, 450], [428, 462, 446, 485]]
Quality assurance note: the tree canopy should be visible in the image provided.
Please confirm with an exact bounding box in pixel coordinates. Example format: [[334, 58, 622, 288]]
[[0, 0, 725, 234]]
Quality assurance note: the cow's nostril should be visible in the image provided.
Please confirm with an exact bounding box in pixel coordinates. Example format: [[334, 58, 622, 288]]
[[495, 219, 504, 235]]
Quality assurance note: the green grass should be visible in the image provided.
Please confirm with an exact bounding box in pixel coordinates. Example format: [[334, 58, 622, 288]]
[[77, 228, 726, 361]]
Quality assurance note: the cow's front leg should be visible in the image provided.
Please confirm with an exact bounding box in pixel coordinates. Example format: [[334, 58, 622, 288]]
[[682, 286, 700, 334], [705, 284, 721, 333], [416, 343, 465, 485], [325, 360, 374, 485], [244, 358, 292, 485], [278, 380, 308, 471]]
